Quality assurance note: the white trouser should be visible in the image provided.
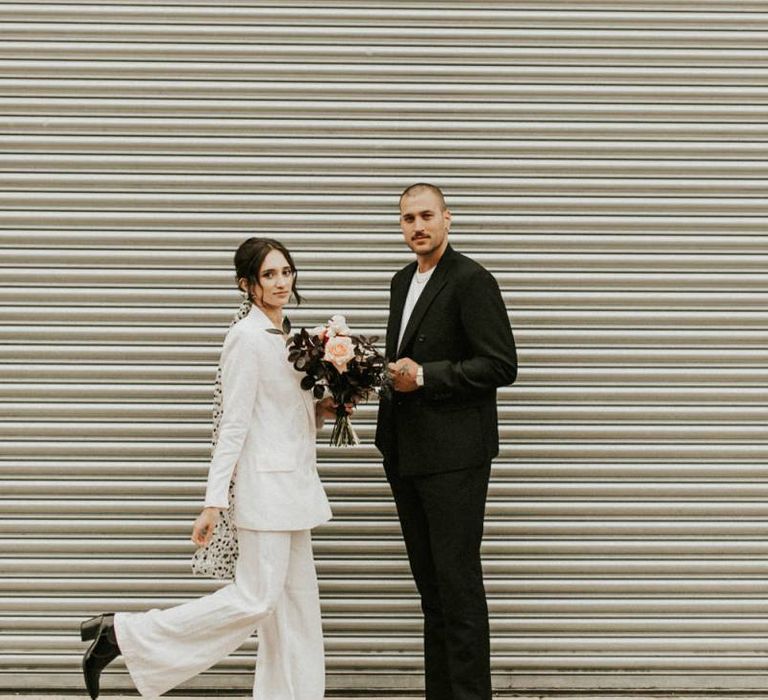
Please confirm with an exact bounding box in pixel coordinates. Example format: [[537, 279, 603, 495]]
[[113, 529, 324, 699]]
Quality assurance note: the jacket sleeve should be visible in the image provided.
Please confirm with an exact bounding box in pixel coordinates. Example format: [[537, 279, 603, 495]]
[[422, 267, 517, 401], [204, 328, 260, 508]]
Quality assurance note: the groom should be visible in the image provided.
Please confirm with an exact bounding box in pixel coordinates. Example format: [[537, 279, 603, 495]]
[[375, 183, 517, 700]]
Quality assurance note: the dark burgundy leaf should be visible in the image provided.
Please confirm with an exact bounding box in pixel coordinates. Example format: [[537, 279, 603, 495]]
[[300, 376, 315, 391]]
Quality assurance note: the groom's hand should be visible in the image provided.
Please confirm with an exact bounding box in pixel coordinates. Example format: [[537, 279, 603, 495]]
[[389, 358, 421, 393]]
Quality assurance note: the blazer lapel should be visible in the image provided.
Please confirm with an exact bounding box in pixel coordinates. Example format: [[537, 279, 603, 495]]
[[397, 246, 455, 358], [386, 261, 416, 358]]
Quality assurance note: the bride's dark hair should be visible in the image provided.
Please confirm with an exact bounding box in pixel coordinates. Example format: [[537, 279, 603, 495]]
[[234, 237, 303, 305]]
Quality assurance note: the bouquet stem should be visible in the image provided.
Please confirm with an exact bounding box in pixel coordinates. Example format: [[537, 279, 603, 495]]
[[330, 413, 360, 446]]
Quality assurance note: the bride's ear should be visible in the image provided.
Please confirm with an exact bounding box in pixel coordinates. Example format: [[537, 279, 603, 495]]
[[239, 278, 262, 304]]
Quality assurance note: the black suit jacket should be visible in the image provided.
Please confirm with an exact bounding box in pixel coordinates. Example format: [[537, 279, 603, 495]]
[[375, 245, 517, 476]]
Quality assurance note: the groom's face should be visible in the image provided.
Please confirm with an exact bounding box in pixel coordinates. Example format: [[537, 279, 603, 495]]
[[400, 189, 451, 258]]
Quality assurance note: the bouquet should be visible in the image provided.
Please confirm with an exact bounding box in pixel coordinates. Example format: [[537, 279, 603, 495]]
[[284, 315, 388, 446]]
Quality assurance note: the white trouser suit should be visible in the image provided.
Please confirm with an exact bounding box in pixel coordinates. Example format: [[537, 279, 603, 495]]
[[114, 529, 323, 698], [115, 306, 333, 698]]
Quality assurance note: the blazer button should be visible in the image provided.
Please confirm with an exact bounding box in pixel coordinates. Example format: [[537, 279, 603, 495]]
[[417, 335, 425, 342]]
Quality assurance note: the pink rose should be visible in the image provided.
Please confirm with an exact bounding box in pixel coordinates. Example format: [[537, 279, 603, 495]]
[[323, 335, 355, 373]]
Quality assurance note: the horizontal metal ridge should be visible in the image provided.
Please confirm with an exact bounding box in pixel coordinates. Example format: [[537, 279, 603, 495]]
[[8, 613, 768, 634], [14, 478, 768, 499], [4, 421, 768, 442], [5, 536, 768, 557], [6, 460, 768, 479], [9, 593, 768, 615], [9, 557, 768, 577], [9, 192, 768, 216], [7, 62, 768, 86], [12, 76, 768, 97], [6, 153, 768, 177], [5, 288, 768, 308], [0, 293, 755, 319], [16, 574, 768, 594], [0, 342, 766, 368], [3, 247, 768, 268], [500, 444, 768, 460], [9, 121, 768, 147], [3, 7, 768, 30], [2, 270, 767, 292], [0, 368, 767, 388], [4, 216, 768, 241], [18, 634, 768, 655], [7, 99, 768, 123], [7, 498, 768, 518], [5, 174, 768, 198], [4, 328, 768, 348], [2, 307, 768, 327], [6, 440, 768, 461], [6, 25, 768, 50], [7, 134, 768, 155], [2, 43, 768, 67], [3, 400, 768, 421], [3, 0, 764, 10]]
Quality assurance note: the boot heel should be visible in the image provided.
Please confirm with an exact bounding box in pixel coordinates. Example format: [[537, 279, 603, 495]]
[[80, 616, 103, 642]]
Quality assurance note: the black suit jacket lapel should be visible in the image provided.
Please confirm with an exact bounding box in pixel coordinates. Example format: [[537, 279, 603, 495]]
[[386, 261, 416, 359], [397, 246, 455, 358]]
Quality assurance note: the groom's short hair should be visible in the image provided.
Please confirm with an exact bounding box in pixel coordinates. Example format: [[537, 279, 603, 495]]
[[399, 183, 447, 212]]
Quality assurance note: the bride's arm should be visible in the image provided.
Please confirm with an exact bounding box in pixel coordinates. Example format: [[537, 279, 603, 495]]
[[203, 327, 260, 510]]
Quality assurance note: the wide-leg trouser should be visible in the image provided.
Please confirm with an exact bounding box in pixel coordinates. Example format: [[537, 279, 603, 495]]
[[113, 528, 324, 699]]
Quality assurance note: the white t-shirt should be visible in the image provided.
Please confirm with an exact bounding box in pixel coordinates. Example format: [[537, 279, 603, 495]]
[[397, 265, 437, 352]]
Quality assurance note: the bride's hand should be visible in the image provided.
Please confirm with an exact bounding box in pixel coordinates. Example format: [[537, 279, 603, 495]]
[[316, 397, 354, 422], [191, 507, 221, 547]]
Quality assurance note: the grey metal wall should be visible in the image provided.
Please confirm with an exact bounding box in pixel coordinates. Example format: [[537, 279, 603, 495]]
[[1, 1, 767, 694]]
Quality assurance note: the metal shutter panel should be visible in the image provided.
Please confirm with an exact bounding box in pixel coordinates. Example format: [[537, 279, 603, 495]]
[[1, 1, 767, 694]]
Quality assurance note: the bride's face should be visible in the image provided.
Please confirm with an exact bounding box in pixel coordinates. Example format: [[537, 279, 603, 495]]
[[250, 249, 295, 310]]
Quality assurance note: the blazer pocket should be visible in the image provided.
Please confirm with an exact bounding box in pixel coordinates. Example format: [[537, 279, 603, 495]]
[[252, 448, 298, 473]]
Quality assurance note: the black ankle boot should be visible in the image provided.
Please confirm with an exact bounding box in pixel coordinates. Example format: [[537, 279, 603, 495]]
[[81, 614, 121, 700]]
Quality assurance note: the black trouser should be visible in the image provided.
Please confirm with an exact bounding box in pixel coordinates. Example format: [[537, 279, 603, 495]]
[[386, 461, 492, 700]]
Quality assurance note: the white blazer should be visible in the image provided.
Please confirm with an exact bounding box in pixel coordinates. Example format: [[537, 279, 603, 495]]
[[204, 305, 332, 531]]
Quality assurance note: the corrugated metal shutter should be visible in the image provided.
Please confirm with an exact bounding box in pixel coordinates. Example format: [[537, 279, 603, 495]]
[[1, 0, 767, 694]]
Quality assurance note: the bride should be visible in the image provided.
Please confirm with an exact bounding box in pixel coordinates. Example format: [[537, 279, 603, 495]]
[[80, 238, 340, 699]]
